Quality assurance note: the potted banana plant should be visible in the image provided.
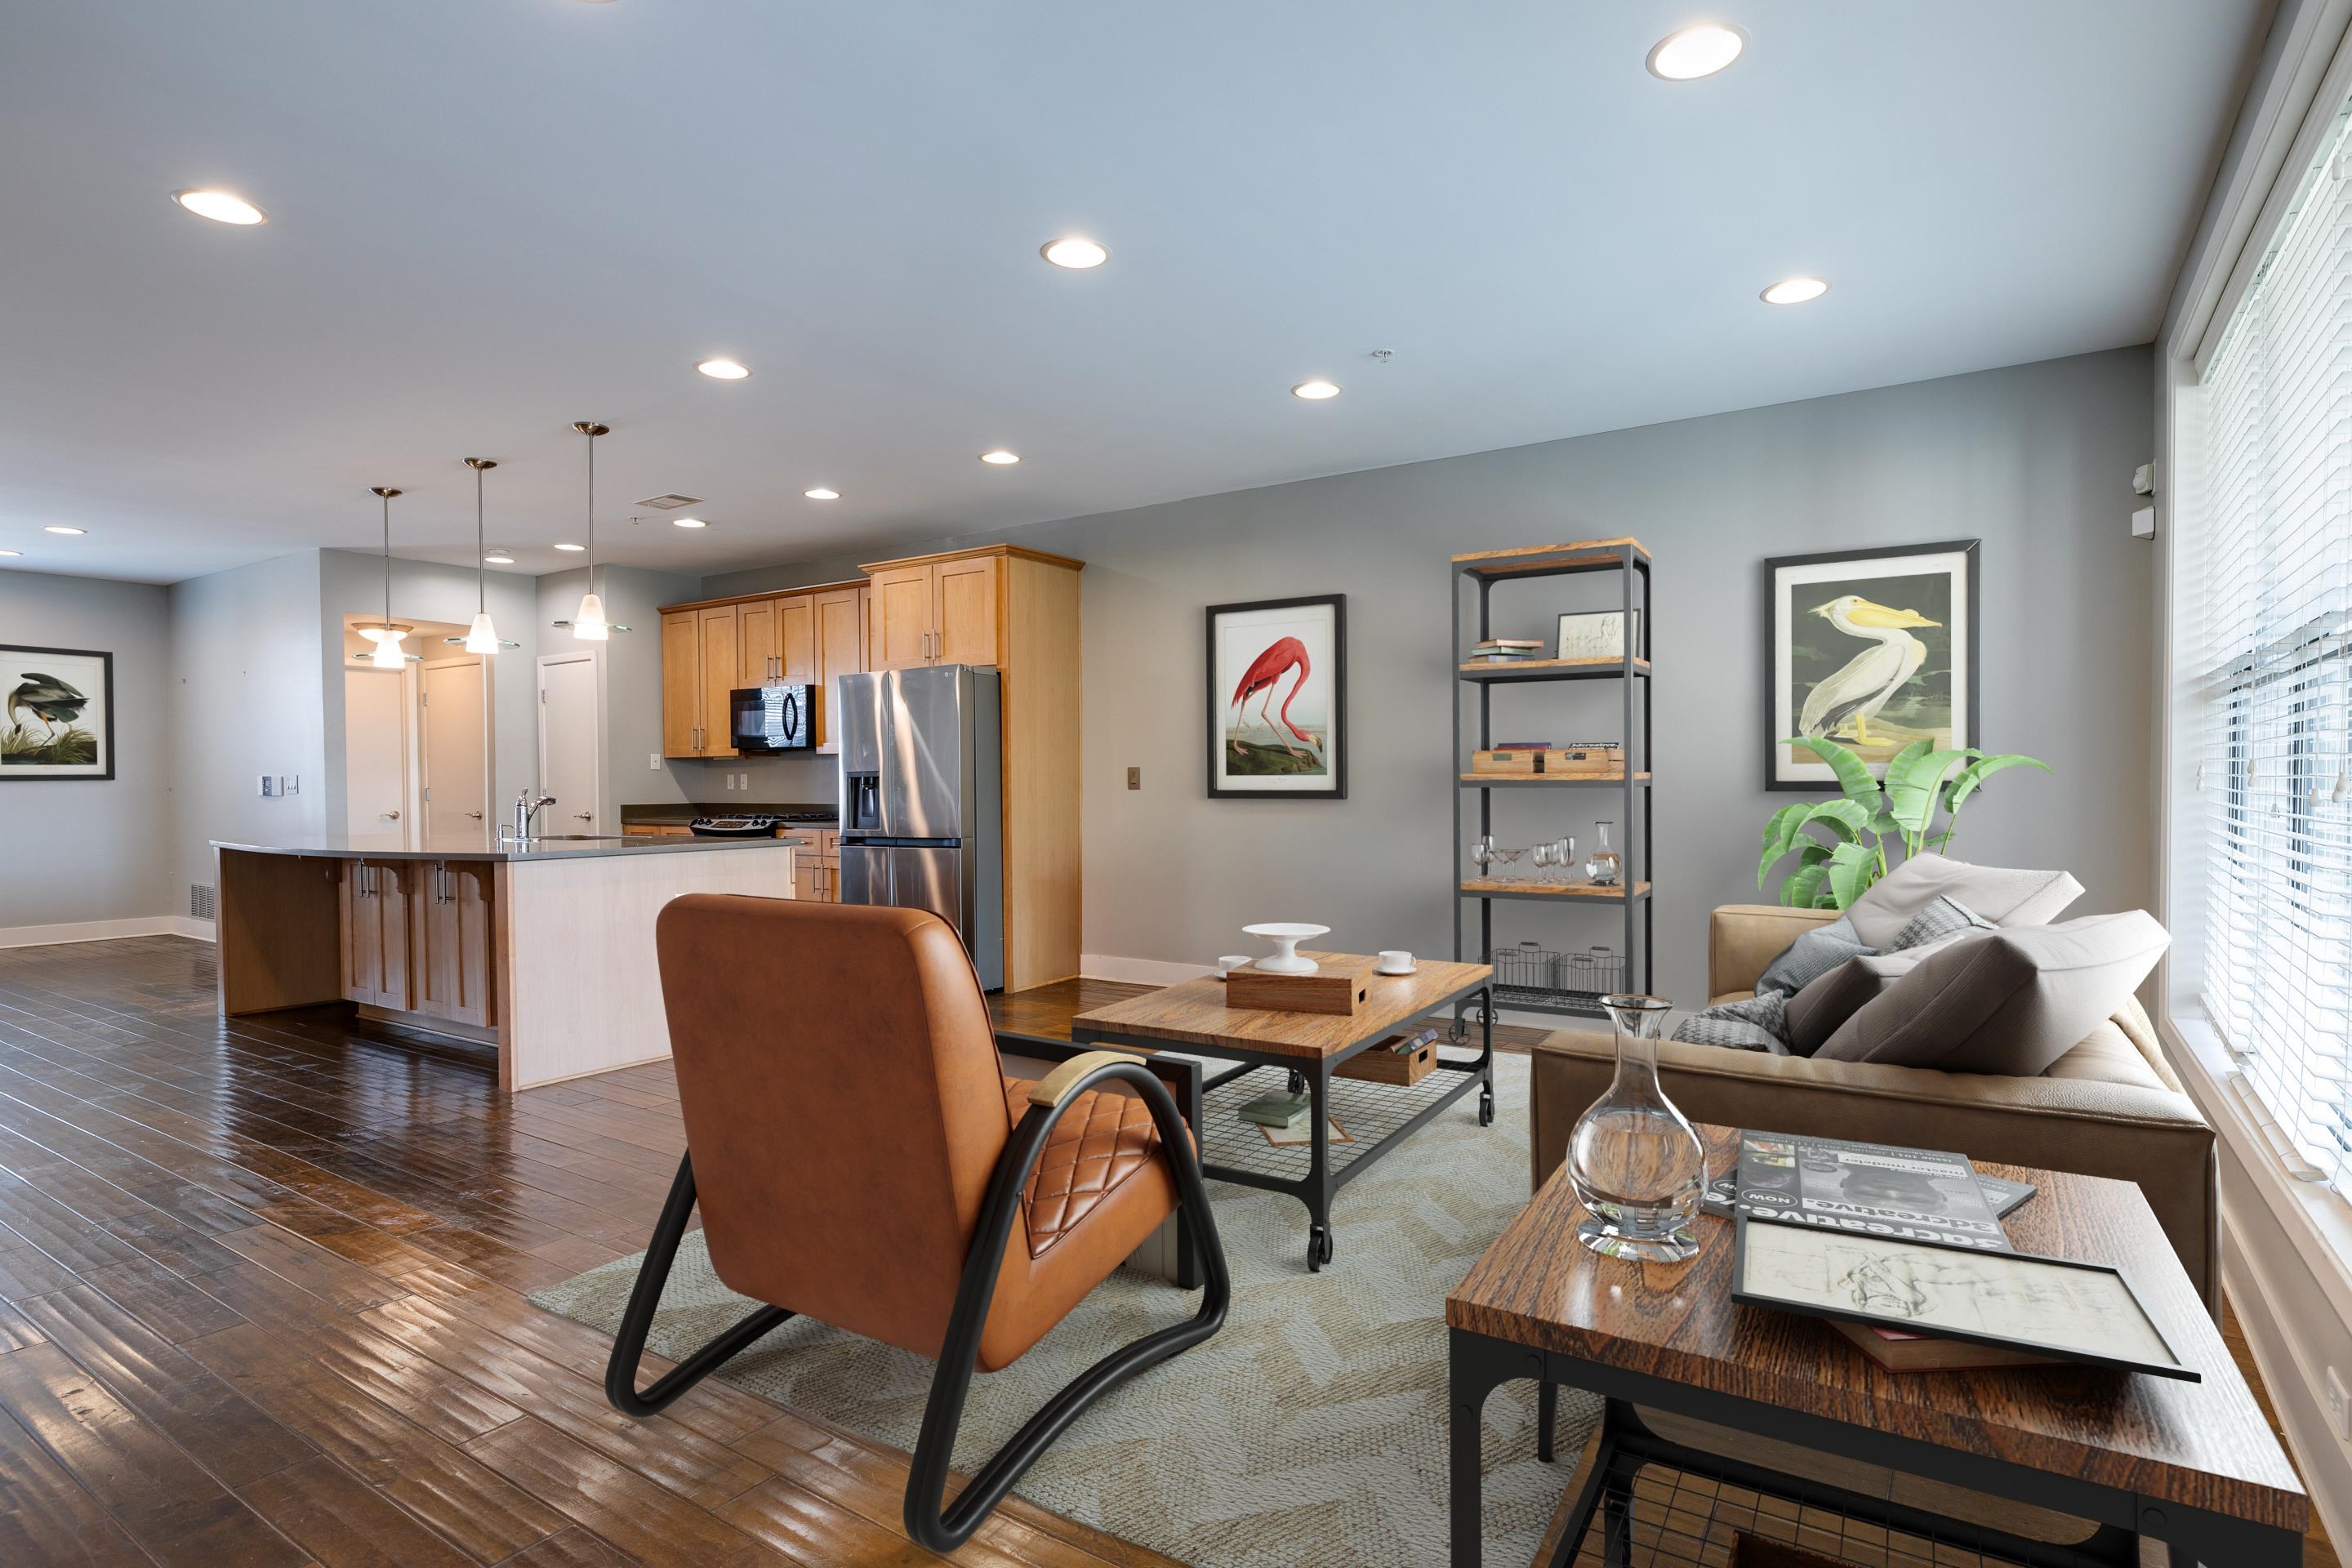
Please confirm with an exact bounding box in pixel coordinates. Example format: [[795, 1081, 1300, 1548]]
[[1757, 738, 2049, 909]]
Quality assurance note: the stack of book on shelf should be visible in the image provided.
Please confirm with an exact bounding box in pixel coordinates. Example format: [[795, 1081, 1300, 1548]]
[[1236, 1089, 1351, 1147], [1704, 1129, 2044, 1371], [1465, 638, 1544, 665]]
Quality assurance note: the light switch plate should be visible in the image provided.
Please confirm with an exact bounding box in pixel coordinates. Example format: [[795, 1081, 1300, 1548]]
[[1127, 766, 1142, 791], [649, 751, 661, 770], [258, 774, 277, 798]]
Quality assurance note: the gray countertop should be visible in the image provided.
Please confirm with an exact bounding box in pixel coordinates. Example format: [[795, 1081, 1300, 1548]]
[[212, 835, 804, 864]]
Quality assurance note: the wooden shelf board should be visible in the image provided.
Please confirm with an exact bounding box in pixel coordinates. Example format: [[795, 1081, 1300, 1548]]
[[1459, 656, 1651, 677], [1459, 772, 1650, 785], [1459, 878, 1650, 901], [1452, 537, 1651, 573]]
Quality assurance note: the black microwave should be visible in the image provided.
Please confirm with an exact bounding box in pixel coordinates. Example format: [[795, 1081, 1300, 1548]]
[[729, 684, 816, 752]]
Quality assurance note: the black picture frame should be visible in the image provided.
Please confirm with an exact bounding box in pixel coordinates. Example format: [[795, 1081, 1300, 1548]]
[[1205, 594, 1347, 800], [1730, 1215, 2198, 1382], [0, 644, 115, 782], [1763, 539, 1980, 791]]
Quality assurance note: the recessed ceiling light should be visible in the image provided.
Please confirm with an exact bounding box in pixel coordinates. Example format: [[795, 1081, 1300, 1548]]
[[0, 550, 19, 558], [1646, 24, 1746, 81], [42, 525, 85, 536], [172, 189, 268, 225], [484, 550, 515, 564], [672, 516, 709, 528], [697, 358, 751, 380], [1291, 380, 1341, 400], [804, 488, 840, 501], [979, 449, 1021, 465], [1761, 276, 1829, 305], [554, 541, 586, 551], [1040, 237, 1109, 270]]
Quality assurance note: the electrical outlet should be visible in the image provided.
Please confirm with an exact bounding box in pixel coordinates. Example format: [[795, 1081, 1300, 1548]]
[[2328, 1366, 2350, 1441], [258, 774, 277, 798], [649, 751, 661, 770], [1127, 766, 1141, 791]]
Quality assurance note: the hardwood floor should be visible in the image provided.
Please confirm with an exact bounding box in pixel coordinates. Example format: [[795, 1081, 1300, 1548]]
[[0, 937, 1181, 1567]]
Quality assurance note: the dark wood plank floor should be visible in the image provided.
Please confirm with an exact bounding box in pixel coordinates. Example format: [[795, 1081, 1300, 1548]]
[[0, 936, 1186, 1568]]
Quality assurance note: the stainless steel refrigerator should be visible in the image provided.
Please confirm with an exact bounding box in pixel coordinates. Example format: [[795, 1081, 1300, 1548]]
[[835, 665, 1004, 990]]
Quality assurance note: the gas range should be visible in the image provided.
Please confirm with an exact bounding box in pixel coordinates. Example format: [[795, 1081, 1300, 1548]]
[[686, 808, 839, 838]]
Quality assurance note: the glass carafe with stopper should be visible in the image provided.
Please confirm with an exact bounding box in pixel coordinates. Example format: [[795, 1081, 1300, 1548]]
[[1585, 820, 1621, 885], [1566, 994, 1706, 1262]]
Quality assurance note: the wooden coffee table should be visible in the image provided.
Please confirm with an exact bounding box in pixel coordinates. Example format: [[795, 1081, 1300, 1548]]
[[1071, 955, 1494, 1272], [1446, 1126, 2307, 1567]]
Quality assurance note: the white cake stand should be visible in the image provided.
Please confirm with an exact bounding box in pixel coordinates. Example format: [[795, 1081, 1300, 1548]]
[[1241, 923, 1330, 975]]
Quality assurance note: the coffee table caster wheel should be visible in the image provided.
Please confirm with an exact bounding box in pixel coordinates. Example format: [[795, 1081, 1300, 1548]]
[[1287, 1070, 1305, 1095], [1307, 1225, 1333, 1271], [1478, 1088, 1494, 1127]]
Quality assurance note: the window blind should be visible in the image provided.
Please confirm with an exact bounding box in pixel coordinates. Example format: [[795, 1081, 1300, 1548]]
[[2189, 97, 2352, 1189]]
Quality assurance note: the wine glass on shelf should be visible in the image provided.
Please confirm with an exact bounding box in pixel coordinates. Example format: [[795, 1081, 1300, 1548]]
[[1469, 835, 1496, 881], [1555, 836, 1576, 886], [1531, 841, 1557, 883]]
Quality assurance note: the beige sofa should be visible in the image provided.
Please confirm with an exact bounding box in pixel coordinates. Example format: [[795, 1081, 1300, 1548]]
[[1528, 903, 2221, 1308]]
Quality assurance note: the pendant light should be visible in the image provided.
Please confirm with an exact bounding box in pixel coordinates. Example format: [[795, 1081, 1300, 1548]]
[[367, 487, 406, 667], [571, 421, 610, 641], [462, 458, 501, 653]]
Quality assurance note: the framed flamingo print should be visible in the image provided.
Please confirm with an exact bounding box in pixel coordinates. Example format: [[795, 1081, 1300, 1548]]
[[1765, 541, 1977, 791], [1207, 595, 1346, 799]]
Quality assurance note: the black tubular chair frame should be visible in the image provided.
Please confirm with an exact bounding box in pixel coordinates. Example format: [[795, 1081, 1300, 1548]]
[[604, 1060, 1232, 1555]]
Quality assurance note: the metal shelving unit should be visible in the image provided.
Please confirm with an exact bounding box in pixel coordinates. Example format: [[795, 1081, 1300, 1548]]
[[1450, 537, 1655, 1022]]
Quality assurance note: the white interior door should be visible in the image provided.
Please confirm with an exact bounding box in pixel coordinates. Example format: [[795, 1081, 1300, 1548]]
[[344, 666, 409, 849], [421, 656, 491, 851], [538, 653, 601, 835]]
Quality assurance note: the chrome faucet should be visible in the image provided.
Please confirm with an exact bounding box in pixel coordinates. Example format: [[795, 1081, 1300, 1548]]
[[506, 790, 557, 842]]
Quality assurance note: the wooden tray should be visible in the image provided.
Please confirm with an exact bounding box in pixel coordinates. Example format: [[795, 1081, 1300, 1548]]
[[1225, 953, 1379, 1015], [1336, 1034, 1437, 1085]]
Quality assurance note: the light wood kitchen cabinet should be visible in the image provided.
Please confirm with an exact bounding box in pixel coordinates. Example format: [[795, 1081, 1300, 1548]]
[[662, 581, 868, 755], [813, 585, 864, 750], [697, 605, 740, 758], [340, 859, 413, 1010], [659, 604, 746, 757], [866, 555, 998, 670], [737, 598, 777, 687], [661, 611, 700, 757], [413, 861, 495, 1028]]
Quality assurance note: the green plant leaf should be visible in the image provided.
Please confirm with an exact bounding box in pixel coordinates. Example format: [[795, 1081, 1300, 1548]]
[[1885, 746, 1971, 838], [1824, 839, 1879, 908], [1782, 862, 1829, 908], [1800, 798, 1873, 842], [1784, 736, 1886, 815], [1947, 753, 2052, 813], [1757, 801, 1813, 887], [1796, 842, 1832, 866]]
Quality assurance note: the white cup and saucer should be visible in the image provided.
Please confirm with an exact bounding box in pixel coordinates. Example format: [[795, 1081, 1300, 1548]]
[[1377, 950, 1418, 976]]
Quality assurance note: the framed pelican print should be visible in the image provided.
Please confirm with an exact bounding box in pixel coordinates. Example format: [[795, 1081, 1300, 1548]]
[[1765, 541, 1977, 791], [1207, 595, 1346, 799], [2, 645, 114, 781]]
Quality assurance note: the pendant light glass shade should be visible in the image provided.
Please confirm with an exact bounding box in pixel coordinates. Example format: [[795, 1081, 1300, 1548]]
[[464, 457, 500, 653], [369, 487, 405, 667], [571, 421, 609, 643]]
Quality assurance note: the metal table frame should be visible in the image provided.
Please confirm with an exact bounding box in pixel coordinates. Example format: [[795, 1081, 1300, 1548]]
[[1076, 978, 1496, 1273], [1448, 1327, 2301, 1568]]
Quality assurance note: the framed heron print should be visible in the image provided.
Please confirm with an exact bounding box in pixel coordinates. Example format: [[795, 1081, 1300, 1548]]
[[1765, 541, 1977, 791], [1207, 594, 1346, 799], [2, 645, 114, 780]]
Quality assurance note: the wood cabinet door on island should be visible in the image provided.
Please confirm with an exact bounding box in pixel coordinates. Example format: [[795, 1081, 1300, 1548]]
[[340, 859, 413, 1010], [412, 861, 495, 1028]]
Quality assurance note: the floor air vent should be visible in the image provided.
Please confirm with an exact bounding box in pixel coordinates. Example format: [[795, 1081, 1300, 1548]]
[[190, 884, 215, 920]]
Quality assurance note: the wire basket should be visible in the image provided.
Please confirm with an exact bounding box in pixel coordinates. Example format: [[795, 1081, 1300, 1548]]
[[1561, 945, 1626, 997], [1489, 942, 1561, 994]]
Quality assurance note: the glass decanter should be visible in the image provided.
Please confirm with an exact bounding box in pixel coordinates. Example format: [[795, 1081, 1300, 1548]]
[[1585, 820, 1622, 886], [1566, 994, 1706, 1263]]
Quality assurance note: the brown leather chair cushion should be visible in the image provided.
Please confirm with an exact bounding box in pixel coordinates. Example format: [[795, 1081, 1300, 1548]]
[[1002, 1078, 1166, 1258]]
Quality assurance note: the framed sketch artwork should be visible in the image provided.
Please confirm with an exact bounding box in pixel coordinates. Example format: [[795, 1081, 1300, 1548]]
[[2, 645, 113, 781], [1765, 540, 1978, 791], [1207, 595, 1346, 799]]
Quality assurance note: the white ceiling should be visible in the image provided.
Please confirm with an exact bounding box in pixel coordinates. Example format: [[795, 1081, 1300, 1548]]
[[0, 2, 2269, 586]]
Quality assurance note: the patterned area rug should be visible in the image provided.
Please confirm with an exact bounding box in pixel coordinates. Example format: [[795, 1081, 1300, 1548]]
[[530, 1053, 1592, 1568]]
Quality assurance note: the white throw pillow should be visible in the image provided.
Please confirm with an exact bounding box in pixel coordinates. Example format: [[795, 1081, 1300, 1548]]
[[1841, 852, 2083, 949]]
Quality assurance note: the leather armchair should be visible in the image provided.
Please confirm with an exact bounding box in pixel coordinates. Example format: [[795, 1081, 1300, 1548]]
[[604, 896, 1229, 1552]]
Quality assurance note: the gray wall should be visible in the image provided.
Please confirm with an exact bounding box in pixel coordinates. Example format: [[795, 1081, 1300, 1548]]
[[710, 347, 2157, 1003], [0, 570, 173, 931], [167, 550, 328, 911]]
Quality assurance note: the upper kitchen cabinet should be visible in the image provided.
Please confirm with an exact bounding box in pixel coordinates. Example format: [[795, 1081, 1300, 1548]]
[[865, 550, 1001, 670], [810, 584, 865, 751], [659, 581, 867, 757], [657, 602, 745, 758]]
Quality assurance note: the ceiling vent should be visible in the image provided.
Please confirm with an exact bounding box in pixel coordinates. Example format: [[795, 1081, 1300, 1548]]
[[636, 493, 702, 510]]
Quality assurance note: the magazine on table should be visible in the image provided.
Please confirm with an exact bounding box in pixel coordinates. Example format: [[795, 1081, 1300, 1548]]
[[1698, 1131, 2031, 1252]]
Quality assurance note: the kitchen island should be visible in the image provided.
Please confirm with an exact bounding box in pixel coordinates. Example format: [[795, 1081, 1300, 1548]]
[[212, 834, 799, 1091]]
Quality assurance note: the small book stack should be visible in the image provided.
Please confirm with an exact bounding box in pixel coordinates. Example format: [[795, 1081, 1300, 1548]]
[[1465, 638, 1544, 665], [1237, 1091, 1310, 1129]]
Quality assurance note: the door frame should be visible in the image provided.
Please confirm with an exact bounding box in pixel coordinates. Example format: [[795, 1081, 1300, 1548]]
[[537, 651, 604, 837], [419, 653, 493, 851]]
